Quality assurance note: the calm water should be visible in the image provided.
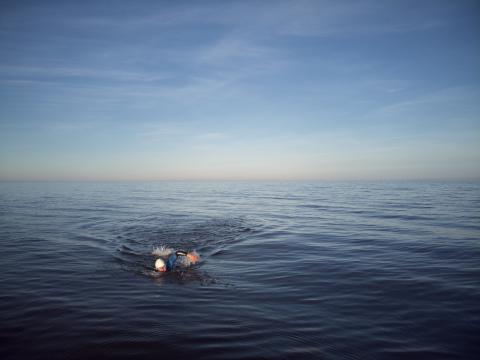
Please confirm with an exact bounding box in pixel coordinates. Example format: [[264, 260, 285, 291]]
[[0, 181, 479, 359]]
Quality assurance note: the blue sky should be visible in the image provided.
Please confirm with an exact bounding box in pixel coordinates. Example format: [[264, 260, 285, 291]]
[[0, 0, 479, 181]]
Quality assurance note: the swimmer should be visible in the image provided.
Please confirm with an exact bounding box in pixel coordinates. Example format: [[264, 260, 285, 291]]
[[155, 250, 199, 272]]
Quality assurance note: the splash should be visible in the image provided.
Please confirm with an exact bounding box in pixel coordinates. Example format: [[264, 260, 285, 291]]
[[152, 245, 174, 257]]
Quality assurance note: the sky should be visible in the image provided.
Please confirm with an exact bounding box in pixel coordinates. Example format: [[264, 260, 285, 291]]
[[0, 0, 479, 181]]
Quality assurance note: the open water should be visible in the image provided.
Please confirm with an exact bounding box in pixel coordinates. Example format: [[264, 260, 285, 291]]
[[0, 181, 479, 359]]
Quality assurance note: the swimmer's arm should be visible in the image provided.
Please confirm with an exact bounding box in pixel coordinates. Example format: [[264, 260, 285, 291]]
[[165, 253, 178, 271], [175, 251, 199, 262]]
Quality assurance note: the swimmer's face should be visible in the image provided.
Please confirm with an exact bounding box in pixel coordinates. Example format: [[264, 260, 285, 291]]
[[157, 265, 166, 272]]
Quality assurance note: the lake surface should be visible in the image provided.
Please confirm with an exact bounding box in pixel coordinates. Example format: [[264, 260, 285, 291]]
[[0, 181, 479, 359]]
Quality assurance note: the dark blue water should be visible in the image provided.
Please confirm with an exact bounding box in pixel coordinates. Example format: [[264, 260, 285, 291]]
[[0, 182, 479, 359]]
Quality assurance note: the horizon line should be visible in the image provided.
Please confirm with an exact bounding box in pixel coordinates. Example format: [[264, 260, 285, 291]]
[[1, 178, 479, 183]]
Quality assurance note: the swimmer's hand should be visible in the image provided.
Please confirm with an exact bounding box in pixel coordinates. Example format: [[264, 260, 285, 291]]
[[187, 253, 199, 262]]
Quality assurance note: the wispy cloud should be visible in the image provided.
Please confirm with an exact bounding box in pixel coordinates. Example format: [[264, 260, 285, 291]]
[[186, 0, 455, 38], [371, 86, 480, 119], [0, 65, 167, 82], [197, 37, 276, 64], [1, 1, 459, 109]]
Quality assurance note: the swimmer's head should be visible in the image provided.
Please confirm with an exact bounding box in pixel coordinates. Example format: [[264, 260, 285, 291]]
[[155, 259, 166, 272]]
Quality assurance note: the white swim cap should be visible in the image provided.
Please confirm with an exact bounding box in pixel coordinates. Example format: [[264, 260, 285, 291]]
[[155, 259, 165, 269]]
